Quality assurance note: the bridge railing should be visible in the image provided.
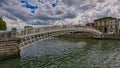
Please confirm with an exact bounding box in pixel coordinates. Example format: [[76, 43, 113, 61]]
[[19, 27, 67, 38], [18, 26, 102, 38]]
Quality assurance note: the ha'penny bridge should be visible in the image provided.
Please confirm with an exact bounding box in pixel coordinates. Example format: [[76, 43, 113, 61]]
[[0, 26, 104, 61], [18, 26, 103, 47]]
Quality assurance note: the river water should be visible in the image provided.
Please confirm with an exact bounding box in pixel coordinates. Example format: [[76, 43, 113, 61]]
[[0, 37, 120, 68]]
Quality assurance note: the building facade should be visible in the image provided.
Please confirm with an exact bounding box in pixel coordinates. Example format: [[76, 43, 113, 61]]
[[94, 17, 120, 34], [109, 19, 120, 34]]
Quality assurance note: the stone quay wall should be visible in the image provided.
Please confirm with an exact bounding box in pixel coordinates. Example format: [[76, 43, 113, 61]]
[[0, 30, 20, 61], [102, 34, 120, 39]]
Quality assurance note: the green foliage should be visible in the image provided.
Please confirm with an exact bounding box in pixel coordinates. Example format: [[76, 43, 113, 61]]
[[0, 17, 7, 31]]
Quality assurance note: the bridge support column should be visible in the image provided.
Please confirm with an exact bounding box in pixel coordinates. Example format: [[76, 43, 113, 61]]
[[21, 39, 25, 47], [37, 35, 40, 41], [47, 33, 49, 37], [31, 36, 35, 43], [36, 35, 40, 41], [28, 37, 31, 44], [44, 34, 47, 39], [25, 37, 29, 45], [50, 33, 52, 37], [29, 37, 33, 44], [51, 32, 53, 36], [35, 35, 38, 41], [40, 35, 42, 40], [40, 34, 44, 40], [43, 34, 46, 39]]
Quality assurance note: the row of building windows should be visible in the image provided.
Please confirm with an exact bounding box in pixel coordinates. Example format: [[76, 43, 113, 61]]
[[94, 17, 120, 34]]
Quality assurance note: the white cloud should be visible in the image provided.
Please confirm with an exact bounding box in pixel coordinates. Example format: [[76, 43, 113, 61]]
[[0, 0, 120, 27]]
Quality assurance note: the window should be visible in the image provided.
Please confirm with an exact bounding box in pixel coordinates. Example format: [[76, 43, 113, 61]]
[[110, 22, 112, 24], [116, 25, 117, 28]]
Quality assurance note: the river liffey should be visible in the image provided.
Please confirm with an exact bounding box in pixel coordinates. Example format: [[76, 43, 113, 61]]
[[1, 37, 120, 68]]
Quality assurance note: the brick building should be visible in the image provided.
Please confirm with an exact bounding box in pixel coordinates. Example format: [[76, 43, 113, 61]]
[[86, 23, 94, 28]]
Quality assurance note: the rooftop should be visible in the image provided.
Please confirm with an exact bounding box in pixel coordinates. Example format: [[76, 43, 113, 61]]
[[94, 17, 116, 21]]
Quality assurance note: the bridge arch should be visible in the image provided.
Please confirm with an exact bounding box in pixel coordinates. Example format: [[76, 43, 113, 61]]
[[58, 28, 102, 38], [19, 27, 103, 47]]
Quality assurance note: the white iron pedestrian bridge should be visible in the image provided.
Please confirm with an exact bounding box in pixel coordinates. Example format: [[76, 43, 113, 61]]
[[18, 26, 103, 47]]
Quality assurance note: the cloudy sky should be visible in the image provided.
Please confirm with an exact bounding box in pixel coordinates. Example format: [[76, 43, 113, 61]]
[[0, 0, 120, 28]]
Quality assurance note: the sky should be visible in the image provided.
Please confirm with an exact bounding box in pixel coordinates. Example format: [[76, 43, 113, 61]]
[[0, 0, 120, 28]]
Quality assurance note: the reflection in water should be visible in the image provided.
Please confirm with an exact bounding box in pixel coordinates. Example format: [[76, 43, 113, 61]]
[[1, 37, 120, 68], [20, 38, 87, 58]]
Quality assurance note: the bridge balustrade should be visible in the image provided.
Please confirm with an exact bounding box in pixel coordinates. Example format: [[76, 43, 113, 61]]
[[15, 26, 104, 47], [19, 26, 103, 40]]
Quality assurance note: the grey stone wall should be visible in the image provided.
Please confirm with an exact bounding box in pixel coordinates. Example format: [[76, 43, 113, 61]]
[[0, 28, 20, 61], [0, 39, 20, 61]]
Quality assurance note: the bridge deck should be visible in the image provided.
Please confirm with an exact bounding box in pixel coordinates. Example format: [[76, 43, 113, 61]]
[[19, 27, 102, 38]]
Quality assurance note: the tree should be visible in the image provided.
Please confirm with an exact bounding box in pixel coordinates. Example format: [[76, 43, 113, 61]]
[[0, 17, 7, 31]]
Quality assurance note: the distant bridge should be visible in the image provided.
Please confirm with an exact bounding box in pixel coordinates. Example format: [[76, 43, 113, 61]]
[[18, 26, 103, 47]]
